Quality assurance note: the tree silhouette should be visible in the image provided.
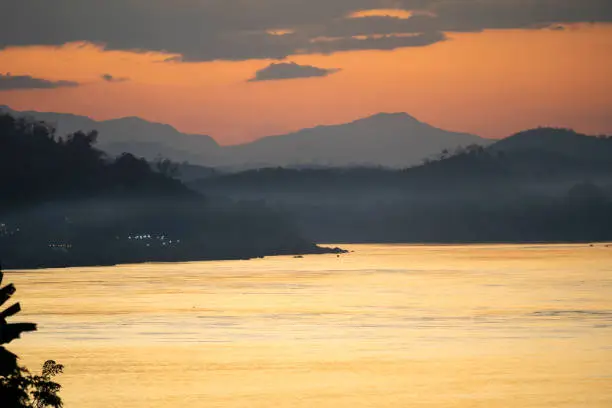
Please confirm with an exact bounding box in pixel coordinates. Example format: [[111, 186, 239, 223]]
[[154, 156, 180, 178], [0, 264, 64, 408]]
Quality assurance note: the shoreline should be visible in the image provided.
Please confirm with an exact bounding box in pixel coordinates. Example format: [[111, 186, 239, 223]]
[[2, 244, 347, 271], [6, 240, 610, 271]]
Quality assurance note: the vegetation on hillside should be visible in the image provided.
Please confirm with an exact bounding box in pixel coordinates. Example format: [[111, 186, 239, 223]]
[[0, 113, 341, 269], [190, 129, 612, 243]]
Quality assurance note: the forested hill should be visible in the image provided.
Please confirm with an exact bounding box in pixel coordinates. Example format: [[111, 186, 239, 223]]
[[490, 127, 612, 161], [0, 113, 341, 269], [191, 128, 612, 193], [190, 128, 612, 243], [0, 113, 192, 212]]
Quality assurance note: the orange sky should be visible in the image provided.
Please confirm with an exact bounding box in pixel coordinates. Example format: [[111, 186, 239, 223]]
[[1, 24, 611, 144]]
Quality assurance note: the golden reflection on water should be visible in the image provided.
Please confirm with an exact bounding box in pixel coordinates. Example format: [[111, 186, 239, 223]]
[[8, 244, 612, 407]]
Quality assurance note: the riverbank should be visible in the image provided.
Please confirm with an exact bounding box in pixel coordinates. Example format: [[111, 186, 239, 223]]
[[2, 243, 347, 270]]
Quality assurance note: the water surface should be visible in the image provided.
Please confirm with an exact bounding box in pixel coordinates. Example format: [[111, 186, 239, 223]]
[[10, 244, 612, 407]]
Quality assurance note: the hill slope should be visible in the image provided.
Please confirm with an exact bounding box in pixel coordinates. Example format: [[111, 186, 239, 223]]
[[224, 112, 488, 168], [490, 127, 612, 161]]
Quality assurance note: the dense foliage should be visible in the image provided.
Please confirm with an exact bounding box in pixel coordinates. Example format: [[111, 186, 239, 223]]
[[0, 360, 64, 408], [1, 269, 63, 408], [0, 113, 190, 212]]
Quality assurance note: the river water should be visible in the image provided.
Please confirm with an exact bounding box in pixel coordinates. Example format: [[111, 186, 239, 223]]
[[8, 244, 612, 407]]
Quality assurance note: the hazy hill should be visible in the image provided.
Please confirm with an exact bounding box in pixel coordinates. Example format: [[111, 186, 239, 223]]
[[1, 106, 489, 169], [0, 105, 221, 164], [224, 112, 489, 168], [489, 127, 612, 161]]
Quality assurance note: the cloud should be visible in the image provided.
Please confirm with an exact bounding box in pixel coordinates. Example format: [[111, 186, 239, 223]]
[[0, 73, 79, 91], [249, 62, 341, 82], [101, 73, 129, 83], [428, 0, 612, 32], [0, 1, 610, 62], [308, 31, 446, 54]]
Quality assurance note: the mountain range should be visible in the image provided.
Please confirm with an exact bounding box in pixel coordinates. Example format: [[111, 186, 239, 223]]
[[0, 106, 489, 169]]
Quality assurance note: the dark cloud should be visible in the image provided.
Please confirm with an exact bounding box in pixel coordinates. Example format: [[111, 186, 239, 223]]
[[0, 73, 79, 91], [101, 73, 129, 82], [309, 14, 438, 38], [0, 1, 610, 62], [308, 31, 446, 54], [249, 62, 340, 82], [424, 0, 612, 32]]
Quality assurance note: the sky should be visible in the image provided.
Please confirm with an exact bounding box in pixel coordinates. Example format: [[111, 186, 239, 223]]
[[1, 0, 611, 145]]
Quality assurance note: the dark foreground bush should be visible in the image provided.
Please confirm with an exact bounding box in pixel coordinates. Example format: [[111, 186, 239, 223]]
[[0, 266, 63, 407]]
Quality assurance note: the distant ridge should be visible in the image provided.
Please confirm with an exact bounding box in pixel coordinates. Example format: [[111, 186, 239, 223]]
[[490, 127, 612, 161], [1, 105, 489, 168], [223, 111, 489, 169], [0, 105, 221, 164]]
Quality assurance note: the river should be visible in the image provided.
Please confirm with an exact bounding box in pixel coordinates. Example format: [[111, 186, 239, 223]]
[[8, 244, 612, 407]]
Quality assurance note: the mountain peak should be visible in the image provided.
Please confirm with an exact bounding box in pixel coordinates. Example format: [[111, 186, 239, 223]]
[[373, 112, 415, 119], [353, 112, 420, 125], [107, 116, 181, 132], [110, 116, 153, 124]]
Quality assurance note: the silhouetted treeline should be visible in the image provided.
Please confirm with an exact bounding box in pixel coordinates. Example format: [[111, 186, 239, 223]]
[[0, 267, 64, 407], [0, 113, 192, 213], [0, 114, 341, 269], [190, 128, 612, 243]]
